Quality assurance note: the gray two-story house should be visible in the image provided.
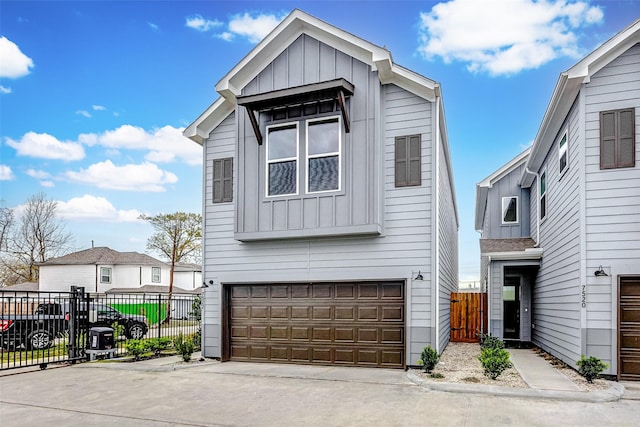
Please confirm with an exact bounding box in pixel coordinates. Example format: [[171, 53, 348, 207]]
[[185, 10, 458, 368], [476, 19, 640, 380]]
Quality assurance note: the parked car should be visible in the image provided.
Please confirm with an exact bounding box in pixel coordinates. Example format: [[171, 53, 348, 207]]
[[0, 309, 67, 350], [0, 302, 148, 350]]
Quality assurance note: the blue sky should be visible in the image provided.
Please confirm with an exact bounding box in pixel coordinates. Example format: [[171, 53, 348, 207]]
[[1, 0, 638, 281]]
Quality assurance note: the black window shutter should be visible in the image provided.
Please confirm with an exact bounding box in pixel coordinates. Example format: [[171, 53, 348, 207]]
[[600, 111, 617, 169], [213, 158, 233, 203], [395, 135, 421, 187]]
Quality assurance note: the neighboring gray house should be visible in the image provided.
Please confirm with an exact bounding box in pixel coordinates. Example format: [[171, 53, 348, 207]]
[[476, 20, 640, 380], [39, 247, 200, 294], [185, 10, 459, 368]]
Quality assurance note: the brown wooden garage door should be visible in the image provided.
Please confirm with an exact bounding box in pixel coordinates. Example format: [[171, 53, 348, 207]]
[[227, 282, 405, 368], [619, 276, 640, 381]]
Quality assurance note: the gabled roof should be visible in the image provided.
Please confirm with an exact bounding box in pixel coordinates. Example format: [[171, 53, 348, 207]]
[[39, 247, 165, 267], [520, 18, 640, 187], [184, 9, 442, 145], [475, 148, 531, 231]]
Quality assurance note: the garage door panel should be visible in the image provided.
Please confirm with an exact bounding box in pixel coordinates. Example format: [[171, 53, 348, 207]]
[[313, 306, 332, 319], [270, 306, 289, 318], [228, 282, 405, 368]]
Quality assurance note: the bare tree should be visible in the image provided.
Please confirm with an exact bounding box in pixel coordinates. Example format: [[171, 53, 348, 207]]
[[140, 212, 202, 320], [0, 202, 14, 252], [4, 192, 74, 284]]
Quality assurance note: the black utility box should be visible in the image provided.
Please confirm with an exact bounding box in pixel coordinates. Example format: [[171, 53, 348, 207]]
[[89, 327, 114, 350]]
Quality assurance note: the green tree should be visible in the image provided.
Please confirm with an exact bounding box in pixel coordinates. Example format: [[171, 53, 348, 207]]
[[139, 212, 202, 320]]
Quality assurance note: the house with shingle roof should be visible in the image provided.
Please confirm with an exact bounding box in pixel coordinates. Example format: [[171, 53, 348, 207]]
[[38, 247, 201, 293], [475, 19, 640, 381]]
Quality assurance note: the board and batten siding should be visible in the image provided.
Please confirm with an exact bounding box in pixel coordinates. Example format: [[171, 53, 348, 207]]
[[201, 82, 440, 365], [235, 34, 380, 239], [582, 42, 640, 372], [531, 99, 583, 368], [437, 129, 459, 351]]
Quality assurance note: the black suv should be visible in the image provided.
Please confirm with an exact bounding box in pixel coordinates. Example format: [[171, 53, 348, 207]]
[[39, 302, 148, 340]]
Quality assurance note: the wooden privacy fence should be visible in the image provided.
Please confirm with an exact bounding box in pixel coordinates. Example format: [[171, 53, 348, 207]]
[[450, 292, 487, 343]]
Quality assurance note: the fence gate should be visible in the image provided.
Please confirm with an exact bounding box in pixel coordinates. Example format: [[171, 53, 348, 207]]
[[450, 292, 487, 343]]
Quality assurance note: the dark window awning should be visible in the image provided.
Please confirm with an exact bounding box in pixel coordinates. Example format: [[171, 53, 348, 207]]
[[237, 78, 354, 145]]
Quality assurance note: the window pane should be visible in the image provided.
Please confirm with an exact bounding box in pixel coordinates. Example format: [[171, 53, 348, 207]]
[[309, 156, 339, 192], [268, 126, 297, 160], [503, 197, 517, 223], [503, 285, 516, 302], [560, 152, 567, 172], [269, 161, 297, 195], [540, 173, 546, 195], [308, 120, 339, 155]]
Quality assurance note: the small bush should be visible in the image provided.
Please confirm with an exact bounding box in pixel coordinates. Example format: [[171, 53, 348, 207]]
[[148, 337, 172, 356], [479, 347, 512, 380], [577, 355, 608, 383], [479, 334, 505, 350], [429, 372, 445, 379], [419, 346, 440, 373], [174, 333, 195, 362], [125, 339, 149, 360]]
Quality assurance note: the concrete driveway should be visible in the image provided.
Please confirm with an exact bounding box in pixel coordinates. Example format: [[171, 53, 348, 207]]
[[0, 358, 637, 427]]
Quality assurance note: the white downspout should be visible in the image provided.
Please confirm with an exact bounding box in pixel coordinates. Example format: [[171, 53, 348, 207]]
[[434, 94, 441, 353], [487, 255, 491, 335], [525, 167, 540, 247]]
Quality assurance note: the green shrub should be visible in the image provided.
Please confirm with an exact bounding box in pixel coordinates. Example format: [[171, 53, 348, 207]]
[[478, 347, 512, 380], [577, 355, 608, 383], [125, 339, 149, 360], [148, 337, 172, 356], [419, 345, 440, 373], [174, 333, 195, 362], [111, 321, 125, 338], [479, 334, 505, 350]]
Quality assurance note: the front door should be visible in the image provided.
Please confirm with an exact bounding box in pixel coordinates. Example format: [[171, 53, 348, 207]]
[[503, 277, 520, 340]]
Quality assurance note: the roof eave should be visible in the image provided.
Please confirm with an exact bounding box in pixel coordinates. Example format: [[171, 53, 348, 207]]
[[482, 248, 544, 261]]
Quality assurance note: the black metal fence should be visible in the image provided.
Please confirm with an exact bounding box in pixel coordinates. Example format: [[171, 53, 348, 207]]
[[0, 287, 201, 371]]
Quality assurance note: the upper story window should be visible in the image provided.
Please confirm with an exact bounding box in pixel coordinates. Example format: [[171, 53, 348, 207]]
[[213, 158, 233, 203], [267, 123, 299, 196], [600, 108, 635, 169], [100, 267, 112, 284], [152, 267, 161, 283], [395, 135, 421, 187], [540, 171, 547, 221], [558, 130, 568, 176], [306, 117, 341, 193], [502, 196, 518, 224]]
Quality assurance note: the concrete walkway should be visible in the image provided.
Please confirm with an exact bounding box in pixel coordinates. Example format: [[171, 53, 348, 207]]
[[509, 348, 580, 391]]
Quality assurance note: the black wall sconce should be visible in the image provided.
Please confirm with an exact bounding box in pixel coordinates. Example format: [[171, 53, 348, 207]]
[[594, 266, 608, 277], [414, 271, 424, 280]]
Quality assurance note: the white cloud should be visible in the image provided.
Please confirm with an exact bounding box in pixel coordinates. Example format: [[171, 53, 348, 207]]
[[0, 36, 34, 78], [64, 160, 178, 192], [185, 14, 223, 32], [92, 105, 106, 111], [417, 0, 604, 76], [26, 169, 51, 180], [6, 132, 85, 161], [0, 85, 11, 94], [76, 110, 91, 118], [40, 180, 55, 188], [79, 124, 201, 166], [0, 165, 14, 180], [148, 22, 159, 32], [223, 12, 286, 43], [57, 194, 143, 222]]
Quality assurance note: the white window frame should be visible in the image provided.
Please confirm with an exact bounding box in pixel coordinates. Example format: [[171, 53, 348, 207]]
[[501, 196, 519, 224], [540, 170, 547, 221], [100, 267, 112, 284], [305, 115, 342, 194], [558, 129, 568, 177], [152, 267, 161, 283], [265, 122, 299, 197]]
